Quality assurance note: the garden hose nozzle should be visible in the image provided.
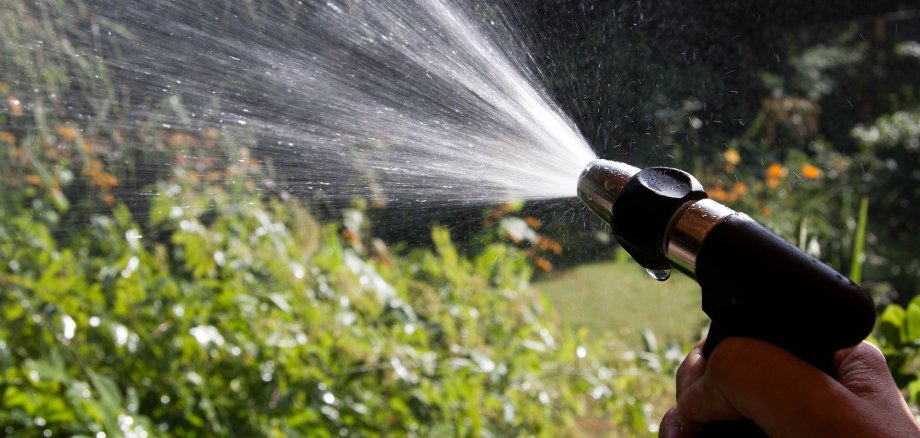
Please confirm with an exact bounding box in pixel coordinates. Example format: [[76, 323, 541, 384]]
[[577, 159, 877, 435]]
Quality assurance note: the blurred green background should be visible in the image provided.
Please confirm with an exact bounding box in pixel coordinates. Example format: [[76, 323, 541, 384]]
[[2, 1, 920, 436]]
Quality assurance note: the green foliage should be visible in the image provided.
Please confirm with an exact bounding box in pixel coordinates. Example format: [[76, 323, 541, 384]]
[[875, 296, 920, 406], [0, 150, 676, 436], [788, 44, 865, 101], [850, 108, 920, 299]]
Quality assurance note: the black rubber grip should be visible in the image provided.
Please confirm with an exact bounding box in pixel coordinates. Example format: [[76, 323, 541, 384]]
[[693, 213, 876, 436]]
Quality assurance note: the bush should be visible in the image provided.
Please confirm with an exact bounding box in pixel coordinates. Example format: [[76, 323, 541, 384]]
[[0, 136, 677, 435]]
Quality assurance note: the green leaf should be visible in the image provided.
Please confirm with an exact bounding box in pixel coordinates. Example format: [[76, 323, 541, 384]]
[[878, 304, 906, 347], [907, 298, 920, 343], [849, 196, 869, 283]]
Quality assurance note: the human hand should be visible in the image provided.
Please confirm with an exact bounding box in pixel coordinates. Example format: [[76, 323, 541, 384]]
[[659, 338, 920, 437]]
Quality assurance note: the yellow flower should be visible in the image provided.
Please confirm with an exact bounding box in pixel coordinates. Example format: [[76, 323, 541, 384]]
[[801, 163, 822, 180], [723, 148, 741, 165]]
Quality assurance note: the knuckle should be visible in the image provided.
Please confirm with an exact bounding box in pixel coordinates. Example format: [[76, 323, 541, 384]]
[[845, 341, 888, 373]]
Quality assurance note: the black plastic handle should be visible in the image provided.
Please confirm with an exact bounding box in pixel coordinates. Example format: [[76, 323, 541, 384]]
[[692, 213, 876, 436]]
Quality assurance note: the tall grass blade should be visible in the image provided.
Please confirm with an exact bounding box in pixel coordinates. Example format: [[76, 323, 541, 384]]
[[850, 196, 869, 284]]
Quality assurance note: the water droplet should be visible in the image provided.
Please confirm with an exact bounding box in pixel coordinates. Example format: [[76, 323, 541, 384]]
[[646, 268, 671, 281]]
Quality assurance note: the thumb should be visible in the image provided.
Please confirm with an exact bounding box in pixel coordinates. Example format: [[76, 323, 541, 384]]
[[834, 341, 901, 403], [677, 337, 868, 437]]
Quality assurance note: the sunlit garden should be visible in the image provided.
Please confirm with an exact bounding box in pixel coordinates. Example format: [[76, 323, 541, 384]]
[[2, 1, 920, 436]]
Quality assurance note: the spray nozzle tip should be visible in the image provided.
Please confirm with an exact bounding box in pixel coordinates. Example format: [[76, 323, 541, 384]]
[[576, 159, 640, 223]]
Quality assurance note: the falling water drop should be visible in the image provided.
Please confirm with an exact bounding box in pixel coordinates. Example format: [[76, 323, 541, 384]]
[[646, 268, 671, 281]]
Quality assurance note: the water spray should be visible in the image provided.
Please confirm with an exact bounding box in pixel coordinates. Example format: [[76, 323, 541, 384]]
[[577, 159, 876, 434]]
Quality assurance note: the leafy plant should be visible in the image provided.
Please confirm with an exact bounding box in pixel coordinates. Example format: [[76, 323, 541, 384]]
[[0, 126, 678, 436], [875, 296, 920, 407]]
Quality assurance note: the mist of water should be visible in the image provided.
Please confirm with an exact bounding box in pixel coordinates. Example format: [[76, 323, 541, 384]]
[[99, 0, 597, 205]]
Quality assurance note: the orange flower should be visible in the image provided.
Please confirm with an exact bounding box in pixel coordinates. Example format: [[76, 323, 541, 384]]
[[708, 187, 729, 202], [83, 159, 119, 190], [100, 173, 119, 189], [341, 228, 360, 246], [0, 131, 15, 147], [765, 163, 788, 189], [523, 216, 542, 229], [533, 256, 553, 273], [103, 193, 116, 205], [0, 82, 9, 95], [56, 125, 79, 141], [537, 236, 563, 255], [766, 163, 788, 179], [801, 163, 822, 180], [708, 181, 748, 203], [7, 96, 22, 117], [24, 174, 41, 186], [732, 182, 749, 196], [167, 133, 196, 148]]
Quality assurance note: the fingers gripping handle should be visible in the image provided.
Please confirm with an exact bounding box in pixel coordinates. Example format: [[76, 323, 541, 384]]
[[692, 214, 875, 436], [697, 321, 836, 437]]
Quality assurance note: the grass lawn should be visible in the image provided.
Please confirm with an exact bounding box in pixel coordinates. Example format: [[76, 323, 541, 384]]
[[535, 260, 710, 435], [534, 260, 708, 350]]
